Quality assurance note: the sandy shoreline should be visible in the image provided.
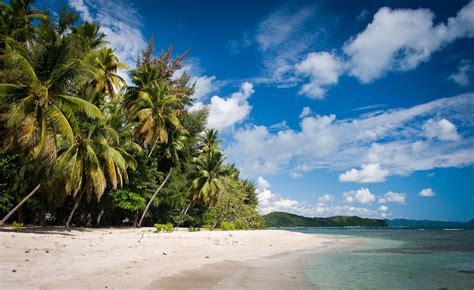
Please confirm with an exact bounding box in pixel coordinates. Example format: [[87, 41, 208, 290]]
[[0, 227, 358, 289]]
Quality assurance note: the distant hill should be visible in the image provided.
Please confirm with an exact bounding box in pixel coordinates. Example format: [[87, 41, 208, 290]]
[[386, 218, 474, 229], [264, 212, 387, 228]]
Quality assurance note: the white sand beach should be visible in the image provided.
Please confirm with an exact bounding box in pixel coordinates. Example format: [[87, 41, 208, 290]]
[[0, 227, 357, 289]]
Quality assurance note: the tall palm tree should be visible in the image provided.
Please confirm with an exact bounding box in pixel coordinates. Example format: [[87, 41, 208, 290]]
[[0, 18, 101, 224], [55, 120, 137, 229], [125, 66, 183, 158], [137, 127, 187, 227], [92, 47, 127, 99]]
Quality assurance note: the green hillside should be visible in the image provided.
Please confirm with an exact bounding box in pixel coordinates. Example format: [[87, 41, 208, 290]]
[[264, 212, 388, 228]]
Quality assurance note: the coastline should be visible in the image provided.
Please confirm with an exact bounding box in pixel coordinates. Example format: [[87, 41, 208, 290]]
[[0, 227, 358, 289]]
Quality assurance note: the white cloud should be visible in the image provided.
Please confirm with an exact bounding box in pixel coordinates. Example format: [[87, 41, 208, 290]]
[[257, 176, 270, 190], [419, 188, 436, 197], [318, 194, 334, 203], [448, 59, 473, 86], [344, 1, 474, 83], [295, 52, 345, 99], [339, 163, 389, 183], [207, 82, 254, 131], [379, 191, 406, 204], [191, 75, 217, 101], [256, 179, 386, 218], [226, 93, 474, 177], [68, 0, 147, 84], [343, 188, 375, 204], [378, 205, 389, 212], [299, 107, 312, 118], [422, 119, 461, 141]]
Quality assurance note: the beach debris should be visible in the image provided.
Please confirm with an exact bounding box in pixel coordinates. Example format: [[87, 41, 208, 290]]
[[162, 252, 167, 255], [12, 269, 16, 272], [25, 250, 30, 253], [45, 250, 49, 253], [25, 259, 29, 262], [205, 256, 209, 259]]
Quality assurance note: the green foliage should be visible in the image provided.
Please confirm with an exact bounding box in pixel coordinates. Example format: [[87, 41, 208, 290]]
[[219, 221, 236, 231], [264, 212, 387, 228], [12, 221, 23, 232], [154, 223, 174, 232], [187, 227, 200, 232], [206, 177, 265, 230], [109, 189, 145, 212]]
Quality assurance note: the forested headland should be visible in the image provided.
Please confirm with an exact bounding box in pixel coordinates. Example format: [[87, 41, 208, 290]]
[[0, 0, 264, 230]]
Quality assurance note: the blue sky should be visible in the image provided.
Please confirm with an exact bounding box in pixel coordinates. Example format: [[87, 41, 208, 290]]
[[44, 0, 474, 221]]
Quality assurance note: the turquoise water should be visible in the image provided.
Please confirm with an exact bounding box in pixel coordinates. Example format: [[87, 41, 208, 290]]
[[290, 228, 474, 290]]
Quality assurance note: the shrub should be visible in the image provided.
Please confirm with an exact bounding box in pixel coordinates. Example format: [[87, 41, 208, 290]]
[[12, 221, 23, 232], [187, 227, 200, 232], [219, 221, 236, 230], [203, 224, 214, 231], [154, 223, 174, 232]]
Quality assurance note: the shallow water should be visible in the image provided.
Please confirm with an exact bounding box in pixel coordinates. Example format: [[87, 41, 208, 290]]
[[290, 228, 474, 290]]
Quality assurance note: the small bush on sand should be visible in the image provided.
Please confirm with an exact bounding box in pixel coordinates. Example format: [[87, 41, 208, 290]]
[[154, 223, 174, 232], [12, 221, 23, 232]]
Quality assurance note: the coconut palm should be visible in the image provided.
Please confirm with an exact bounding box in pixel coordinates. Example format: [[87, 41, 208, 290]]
[[190, 151, 227, 207], [92, 47, 127, 99], [125, 65, 183, 157], [137, 126, 187, 227], [0, 0, 48, 44], [200, 129, 222, 156], [0, 18, 101, 224], [55, 120, 137, 229]]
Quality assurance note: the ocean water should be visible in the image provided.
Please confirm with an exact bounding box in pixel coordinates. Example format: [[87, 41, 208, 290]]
[[290, 228, 474, 290]]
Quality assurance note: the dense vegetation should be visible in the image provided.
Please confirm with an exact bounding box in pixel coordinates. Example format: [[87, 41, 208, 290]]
[[264, 212, 387, 228], [0, 0, 264, 230]]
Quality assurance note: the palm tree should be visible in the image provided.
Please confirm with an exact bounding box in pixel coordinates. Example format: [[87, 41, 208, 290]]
[[92, 47, 127, 100], [200, 129, 222, 156], [0, 0, 48, 44], [0, 20, 102, 223], [125, 66, 183, 157], [137, 127, 187, 227], [55, 120, 137, 229], [189, 151, 227, 208]]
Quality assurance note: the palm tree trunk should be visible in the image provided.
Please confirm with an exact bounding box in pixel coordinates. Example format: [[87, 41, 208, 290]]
[[0, 184, 41, 225], [147, 137, 160, 158], [138, 167, 173, 227], [181, 200, 193, 215], [65, 190, 85, 230], [96, 209, 104, 227]]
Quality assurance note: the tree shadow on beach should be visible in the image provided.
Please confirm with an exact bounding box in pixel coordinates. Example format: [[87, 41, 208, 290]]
[[0, 225, 92, 236]]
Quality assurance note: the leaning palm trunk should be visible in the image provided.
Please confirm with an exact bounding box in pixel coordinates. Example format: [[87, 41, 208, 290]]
[[147, 137, 160, 158], [0, 184, 41, 225], [138, 167, 173, 227], [65, 189, 85, 230]]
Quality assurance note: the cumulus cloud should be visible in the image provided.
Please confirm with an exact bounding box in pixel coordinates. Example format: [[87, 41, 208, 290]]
[[448, 59, 473, 86], [207, 82, 254, 131], [339, 163, 389, 183], [419, 188, 436, 197], [423, 118, 461, 141], [318, 194, 334, 203], [226, 93, 473, 177], [343, 188, 375, 204], [257, 176, 270, 190], [299, 107, 313, 119], [378, 191, 406, 204], [344, 1, 474, 83], [295, 52, 345, 99]]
